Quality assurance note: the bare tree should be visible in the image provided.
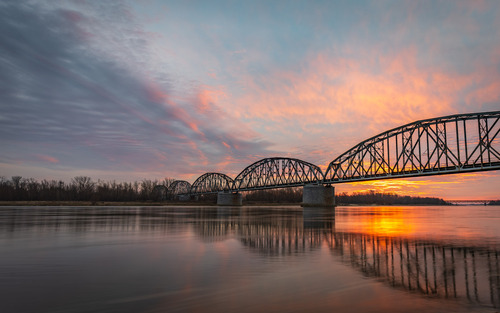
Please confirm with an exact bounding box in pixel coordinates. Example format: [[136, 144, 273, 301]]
[[71, 176, 95, 200], [11, 176, 22, 189]]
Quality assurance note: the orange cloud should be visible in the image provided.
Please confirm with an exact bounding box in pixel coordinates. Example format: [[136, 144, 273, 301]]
[[334, 171, 500, 200], [235, 48, 479, 131]]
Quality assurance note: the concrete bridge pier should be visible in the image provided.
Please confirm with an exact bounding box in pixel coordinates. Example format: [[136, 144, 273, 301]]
[[217, 191, 243, 206], [302, 184, 335, 207]]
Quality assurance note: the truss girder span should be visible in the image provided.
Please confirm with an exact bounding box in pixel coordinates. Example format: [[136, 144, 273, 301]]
[[324, 111, 500, 183], [190, 172, 234, 195], [233, 157, 323, 191], [168, 180, 191, 196]]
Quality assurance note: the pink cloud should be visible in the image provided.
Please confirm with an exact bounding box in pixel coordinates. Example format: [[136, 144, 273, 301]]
[[35, 154, 59, 164], [60, 9, 85, 23], [207, 71, 217, 79], [145, 80, 170, 104]]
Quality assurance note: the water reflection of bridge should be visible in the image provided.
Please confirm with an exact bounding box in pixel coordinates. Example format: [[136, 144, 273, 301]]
[[1, 207, 499, 309], [332, 233, 500, 307], [191, 209, 500, 309]]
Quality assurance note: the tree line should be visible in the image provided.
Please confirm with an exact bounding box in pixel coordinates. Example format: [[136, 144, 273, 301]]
[[0, 176, 175, 202], [336, 190, 448, 205], [1, 175, 449, 205], [244, 188, 448, 205]]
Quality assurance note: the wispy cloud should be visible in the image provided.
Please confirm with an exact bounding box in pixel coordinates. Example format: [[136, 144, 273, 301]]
[[0, 1, 273, 181], [34, 154, 59, 164]]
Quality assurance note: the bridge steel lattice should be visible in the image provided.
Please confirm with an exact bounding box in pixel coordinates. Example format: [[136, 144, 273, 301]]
[[232, 157, 323, 191], [324, 111, 500, 184], [167, 180, 191, 198], [190, 172, 234, 195]]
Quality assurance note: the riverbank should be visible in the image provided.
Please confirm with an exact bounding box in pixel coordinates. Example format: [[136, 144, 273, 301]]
[[0, 201, 458, 207], [0, 201, 194, 206], [0, 201, 306, 206]]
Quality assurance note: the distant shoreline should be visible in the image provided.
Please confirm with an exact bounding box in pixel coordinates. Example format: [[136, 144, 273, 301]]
[[0, 201, 203, 207], [0, 201, 493, 207]]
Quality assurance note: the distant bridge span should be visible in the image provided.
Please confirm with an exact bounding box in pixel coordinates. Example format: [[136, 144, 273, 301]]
[[190, 173, 233, 195], [233, 157, 323, 191], [164, 111, 500, 197]]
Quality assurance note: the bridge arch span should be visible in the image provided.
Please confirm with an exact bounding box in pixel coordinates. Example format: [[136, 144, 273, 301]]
[[190, 172, 234, 195], [233, 157, 323, 191], [324, 111, 500, 183], [168, 180, 191, 197]]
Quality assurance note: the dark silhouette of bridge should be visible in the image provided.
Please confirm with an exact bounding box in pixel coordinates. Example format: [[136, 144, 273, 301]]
[[157, 111, 500, 199]]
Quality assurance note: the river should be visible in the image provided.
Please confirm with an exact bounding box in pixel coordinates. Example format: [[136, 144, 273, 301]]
[[1, 205, 499, 313]]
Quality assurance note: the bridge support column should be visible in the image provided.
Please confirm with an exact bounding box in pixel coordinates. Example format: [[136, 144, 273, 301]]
[[217, 192, 242, 206], [302, 184, 335, 207]]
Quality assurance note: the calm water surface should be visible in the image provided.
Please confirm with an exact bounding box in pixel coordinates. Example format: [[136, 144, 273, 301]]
[[1, 205, 500, 313]]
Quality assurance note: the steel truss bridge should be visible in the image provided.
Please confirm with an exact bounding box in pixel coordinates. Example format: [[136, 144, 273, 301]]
[[158, 111, 500, 198]]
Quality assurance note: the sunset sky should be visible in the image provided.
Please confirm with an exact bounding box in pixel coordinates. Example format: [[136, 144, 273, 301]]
[[1, 0, 499, 199]]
